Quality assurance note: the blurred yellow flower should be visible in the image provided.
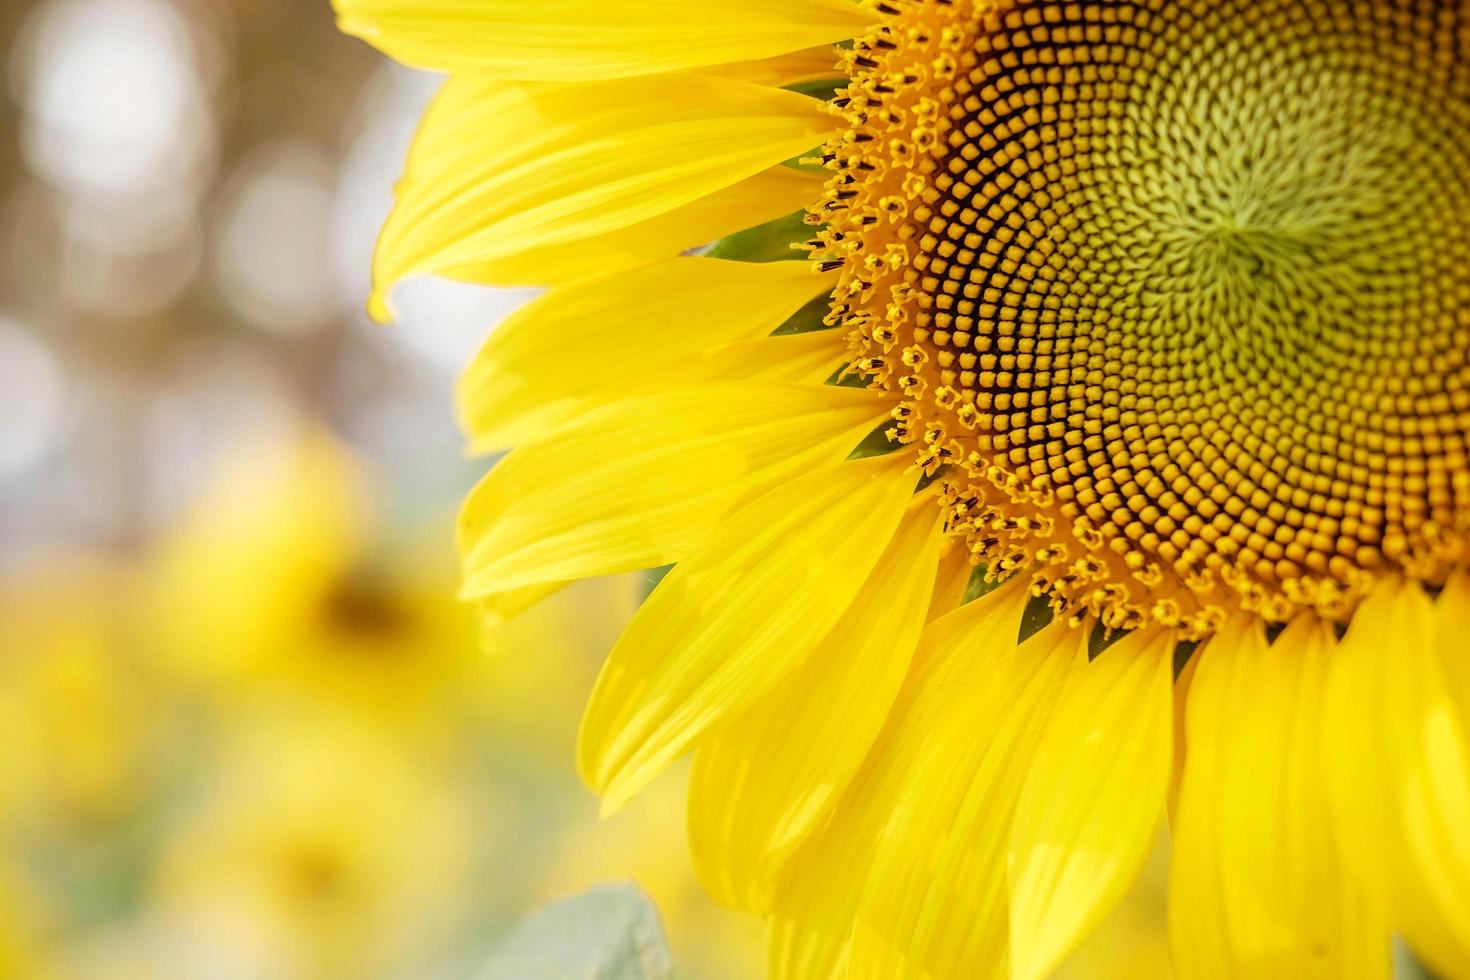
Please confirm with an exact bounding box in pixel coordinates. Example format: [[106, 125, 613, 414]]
[[2, 417, 860, 977], [147, 706, 473, 980], [0, 867, 57, 980], [145, 427, 485, 734], [0, 554, 154, 831], [147, 428, 366, 683]]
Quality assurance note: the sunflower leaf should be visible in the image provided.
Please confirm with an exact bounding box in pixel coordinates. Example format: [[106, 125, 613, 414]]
[[473, 883, 674, 980]]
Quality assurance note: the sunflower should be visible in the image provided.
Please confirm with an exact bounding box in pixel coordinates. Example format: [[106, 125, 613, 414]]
[[145, 428, 488, 731], [335, 1, 1470, 977]]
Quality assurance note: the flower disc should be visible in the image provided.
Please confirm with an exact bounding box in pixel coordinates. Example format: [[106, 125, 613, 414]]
[[821, 0, 1470, 634]]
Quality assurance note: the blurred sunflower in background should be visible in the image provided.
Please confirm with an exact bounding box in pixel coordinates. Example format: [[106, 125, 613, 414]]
[[143, 429, 483, 731], [0, 423, 761, 978], [338, 0, 1470, 978]]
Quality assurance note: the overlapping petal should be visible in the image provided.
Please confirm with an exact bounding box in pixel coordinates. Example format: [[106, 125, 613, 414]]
[[688, 330, 843, 387], [578, 453, 916, 813], [465, 165, 824, 292], [768, 581, 1089, 980], [1008, 629, 1175, 980], [334, 0, 874, 80], [459, 383, 884, 599], [370, 74, 832, 319], [703, 47, 846, 89], [475, 582, 567, 630], [1322, 578, 1470, 979], [844, 618, 1080, 980], [687, 497, 943, 913], [1170, 616, 1389, 980], [459, 258, 834, 452], [766, 577, 1035, 980]]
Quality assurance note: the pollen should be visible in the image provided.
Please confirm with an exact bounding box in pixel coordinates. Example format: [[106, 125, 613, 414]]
[[815, 0, 1470, 636]]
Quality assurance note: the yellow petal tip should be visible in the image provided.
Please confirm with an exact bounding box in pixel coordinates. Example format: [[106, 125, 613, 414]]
[[586, 759, 645, 818], [596, 791, 630, 821], [366, 289, 395, 325]]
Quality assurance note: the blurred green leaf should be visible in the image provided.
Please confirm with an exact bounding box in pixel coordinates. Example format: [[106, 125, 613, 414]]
[[1394, 940, 1441, 980], [475, 884, 674, 980]]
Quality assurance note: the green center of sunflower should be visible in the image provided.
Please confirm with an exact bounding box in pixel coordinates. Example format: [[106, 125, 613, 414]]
[[817, 0, 1470, 636]]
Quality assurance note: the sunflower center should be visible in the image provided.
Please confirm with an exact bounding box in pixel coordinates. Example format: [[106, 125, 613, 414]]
[[818, 0, 1470, 635]]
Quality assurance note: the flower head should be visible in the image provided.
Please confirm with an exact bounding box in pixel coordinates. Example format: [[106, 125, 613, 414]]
[[340, 1, 1470, 977]]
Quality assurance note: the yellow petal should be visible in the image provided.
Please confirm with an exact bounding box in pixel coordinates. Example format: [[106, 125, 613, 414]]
[[476, 581, 565, 630], [690, 329, 843, 387], [485, 328, 841, 452], [334, 0, 874, 79], [687, 497, 943, 912], [578, 452, 914, 814], [926, 542, 974, 621], [766, 577, 1034, 980], [459, 257, 833, 452], [1322, 578, 1470, 979], [459, 382, 884, 598], [767, 840, 863, 980], [844, 614, 1081, 980], [370, 74, 832, 320], [1008, 629, 1175, 980], [474, 166, 822, 290], [703, 47, 844, 88], [1437, 572, 1470, 721], [1170, 616, 1390, 980], [1169, 639, 1201, 820]]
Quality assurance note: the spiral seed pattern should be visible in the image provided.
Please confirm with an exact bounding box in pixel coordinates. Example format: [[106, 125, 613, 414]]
[[816, 0, 1470, 634]]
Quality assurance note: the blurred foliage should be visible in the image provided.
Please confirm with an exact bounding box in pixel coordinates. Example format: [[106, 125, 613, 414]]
[[0, 427, 760, 979], [477, 885, 672, 980]]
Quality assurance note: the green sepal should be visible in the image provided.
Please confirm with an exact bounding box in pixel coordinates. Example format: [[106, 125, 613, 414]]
[[1173, 639, 1200, 678], [705, 209, 813, 264], [914, 464, 949, 494], [1017, 592, 1056, 644], [964, 564, 1014, 605], [772, 291, 837, 335], [825, 363, 870, 388], [1088, 622, 1129, 660], [642, 565, 674, 601], [846, 421, 903, 461], [785, 77, 847, 101]]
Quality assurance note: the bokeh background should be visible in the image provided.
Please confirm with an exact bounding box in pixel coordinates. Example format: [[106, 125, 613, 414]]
[[0, 0, 763, 975], [0, 1, 1168, 977]]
